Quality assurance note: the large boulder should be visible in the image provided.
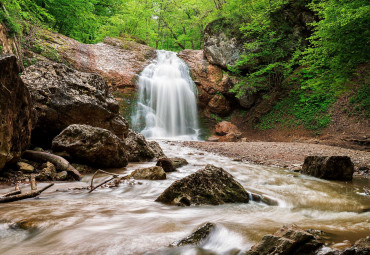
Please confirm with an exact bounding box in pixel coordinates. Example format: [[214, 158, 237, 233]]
[[0, 55, 33, 171], [124, 129, 155, 162], [155, 164, 249, 206], [244, 225, 323, 255], [52, 124, 128, 168], [301, 156, 354, 181], [203, 18, 245, 70], [21, 62, 129, 147], [215, 121, 240, 136]]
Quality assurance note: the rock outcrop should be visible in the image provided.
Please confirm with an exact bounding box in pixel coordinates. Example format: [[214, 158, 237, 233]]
[[301, 156, 354, 181], [21, 62, 129, 147], [28, 29, 156, 88], [203, 18, 245, 70], [0, 55, 33, 171], [52, 124, 128, 168], [155, 164, 249, 206], [171, 222, 216, 247], [124, 130, 156, 162], [128, 166, 166, 180], [244, 225, 323, 255]]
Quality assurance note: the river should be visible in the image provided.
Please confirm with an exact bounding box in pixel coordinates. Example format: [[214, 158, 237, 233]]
[[0, 140, 369, 255]]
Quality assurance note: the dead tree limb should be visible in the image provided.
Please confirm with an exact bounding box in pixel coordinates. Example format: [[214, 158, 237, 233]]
[[0, 183, 54, 203], [23, 150, 82, 181], [89, 169, 119, 193], [1, 190, 21, 197]]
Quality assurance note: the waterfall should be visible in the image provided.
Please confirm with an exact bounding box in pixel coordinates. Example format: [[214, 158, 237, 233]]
[[132, 50, 199, 140]]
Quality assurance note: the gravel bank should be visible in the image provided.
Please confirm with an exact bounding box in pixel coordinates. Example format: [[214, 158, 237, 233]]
[[182, 141, 370, 176]]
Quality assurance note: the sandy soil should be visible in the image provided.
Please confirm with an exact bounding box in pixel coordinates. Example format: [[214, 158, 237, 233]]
[[182, 141, 370, 177]]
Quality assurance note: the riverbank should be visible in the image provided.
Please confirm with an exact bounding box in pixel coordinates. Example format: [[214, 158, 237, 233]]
[[181, 141, 370, 177]]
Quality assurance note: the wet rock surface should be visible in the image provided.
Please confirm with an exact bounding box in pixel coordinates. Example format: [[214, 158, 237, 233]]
[[148, 141, 166, 159], [156, 158, 175, 173], [124, 130, 155, 162], [170, 158, 188, 169], [155, 164, 249, 206], [171, 222, 216, 247], [243, 225, 323, 255], [0, 55, 33, 171], [52, 124, 128, 168], [129, 166, 166, 180], [301, 156, 354, 181], [21, 62, 129, 147]]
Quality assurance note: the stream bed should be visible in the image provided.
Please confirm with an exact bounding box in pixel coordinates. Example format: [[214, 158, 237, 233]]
[[0, 140, 369, 255]]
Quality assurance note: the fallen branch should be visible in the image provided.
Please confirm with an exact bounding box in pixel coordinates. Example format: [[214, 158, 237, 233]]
[[0, 183, 54, 203], [23, 150, 82, 181], [89, 169, 119, 193], [1, 190, 21, 197]]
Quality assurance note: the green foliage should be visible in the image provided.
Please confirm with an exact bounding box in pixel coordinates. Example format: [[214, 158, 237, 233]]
[[350, 81, 370, 118]]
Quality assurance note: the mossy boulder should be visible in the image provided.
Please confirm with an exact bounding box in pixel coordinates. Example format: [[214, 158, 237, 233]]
[[155, 164, 249, 206], [129, 166, 166, 180]]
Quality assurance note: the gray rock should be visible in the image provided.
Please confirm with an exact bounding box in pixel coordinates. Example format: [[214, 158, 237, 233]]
[[170, 158, 188, 169], [155, 164, 249, 206], [301, 156, 354, 181], [148, 141, 166, 158], [124, 130, 155, 162], [52, 124, 128, 168], [171, 223, 216, 247], [21, 61, 129, 147], [0, 55, 33, 171], [129, 166, 166, 180]]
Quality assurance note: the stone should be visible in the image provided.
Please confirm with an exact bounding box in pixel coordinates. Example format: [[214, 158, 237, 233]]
[[156, 158, 175, 173], [208, 94, 231, 116], [21, 61, 129, 147], [37, 162, 57, 181], [215, 121, 240, 136], [219, 132, 239, 142], [155, 164, 249, 206], [0, 55, 33, 171], [148, 141, 166, 158], [207, 135, 220, 142], [171, 223, 216, 247], [17, 162, 35, 172], [170, 158, 188, 169], [301, 156, 354, 181], [319, 236, 369, 255], [56, 171, 68, 181], [124, 129, 155, 162], [129, 166, 166, 180], [27, 28, 156, 89], [243, 225, 323, 255], [203, 18, 246, 70], [238, 90, 257, 109], [52, 124, 128, 168]]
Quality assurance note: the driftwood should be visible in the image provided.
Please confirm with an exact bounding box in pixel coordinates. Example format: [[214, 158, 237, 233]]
[[0, 183, 54, 203], [23, 150, 82, 181], [30, 174, 37, 191], [88, 169, 119, 193], [1, 190, 21, 197]]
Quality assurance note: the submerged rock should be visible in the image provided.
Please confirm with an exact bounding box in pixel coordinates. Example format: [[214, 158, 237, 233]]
[[124, 130, 156, 162], [301, 156, 354, 181], [21, 61, 129, 147], [0, 55, 33, 171], [155, 164, 249, 206], [129, 166, 166, 180], [244, 225, 323, 255], [52, 124, 128, 168], [170, 158, 188, 169], [171, 223, 216, 247]]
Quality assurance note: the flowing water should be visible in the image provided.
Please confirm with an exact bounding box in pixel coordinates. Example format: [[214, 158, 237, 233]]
[[0, 141, 369, 255], [131, 50, 199, 140]]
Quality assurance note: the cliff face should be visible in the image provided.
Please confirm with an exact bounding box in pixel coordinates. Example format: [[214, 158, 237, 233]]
[[0, 55, 33, 171], [24, 29, 156, 89]]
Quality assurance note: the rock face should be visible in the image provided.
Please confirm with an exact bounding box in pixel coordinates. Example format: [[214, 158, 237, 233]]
[[52, 124, 128, 168], [244, 225, 323, 255], [148, 141, 166, 159], [155, 164, 249, 206], [21, 62, 129, 147], [124, 130, 155, 162], [301, 156, 354, 181], [203, 18, 245, 70], [29, 29, 156, 88], [178, 50, 236, 116], [215, 121, 240, 136], [129, 166, 166, 180], [171, 222, 216, 247], [0, 55, 33, 171], [0, 24, 15, 54]]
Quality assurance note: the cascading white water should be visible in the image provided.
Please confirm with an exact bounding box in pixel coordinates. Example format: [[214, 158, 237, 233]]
[[132, 50, 199, 140]]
